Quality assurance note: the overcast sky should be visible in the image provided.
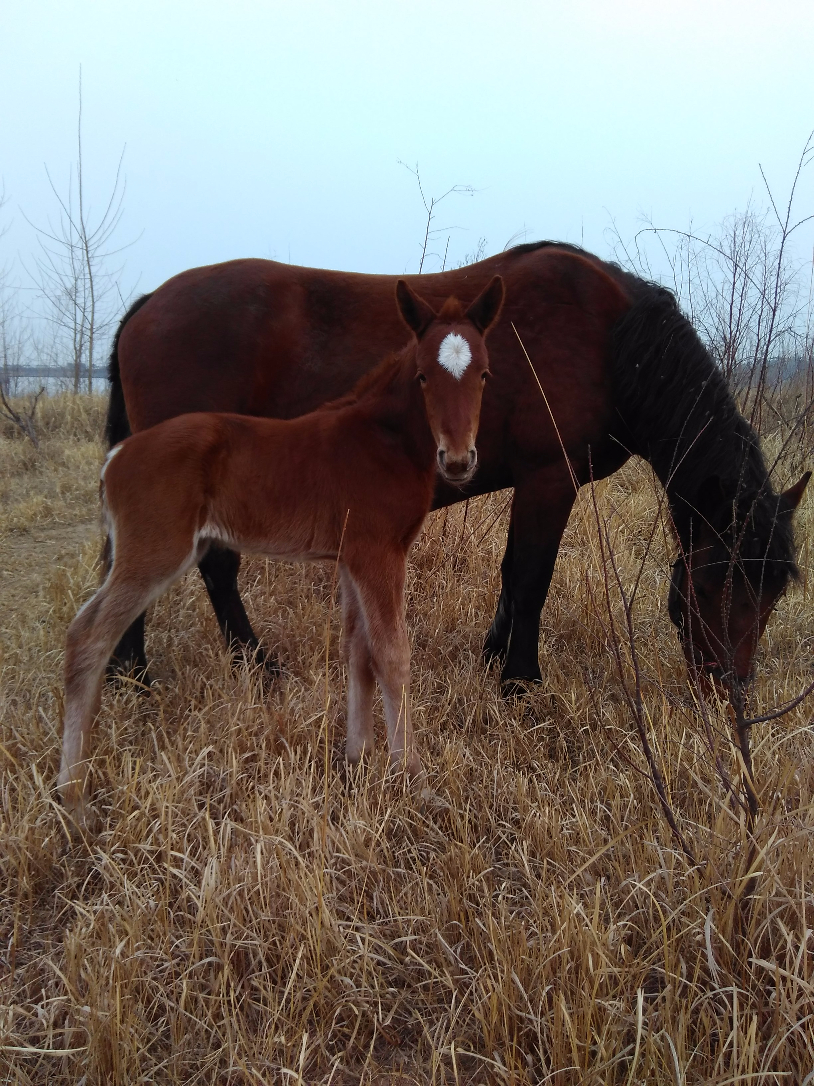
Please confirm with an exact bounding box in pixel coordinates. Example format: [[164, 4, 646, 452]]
[[2, 0, 813, 300]]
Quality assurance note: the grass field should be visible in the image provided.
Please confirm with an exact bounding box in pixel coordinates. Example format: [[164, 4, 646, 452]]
[[1, 393, 813, 1084]]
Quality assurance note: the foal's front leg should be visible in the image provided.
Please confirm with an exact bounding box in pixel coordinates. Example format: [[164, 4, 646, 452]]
[[340, 566, 376, 763], [345, 551, 423, 780]]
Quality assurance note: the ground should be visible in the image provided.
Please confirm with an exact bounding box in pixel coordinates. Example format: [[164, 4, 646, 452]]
[[1, 394, 813, 1085]]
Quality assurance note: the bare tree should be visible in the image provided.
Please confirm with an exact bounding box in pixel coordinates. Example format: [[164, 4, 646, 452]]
[[398, 161, 475, 272], [611, 133, 814, 436], [26, 70, 132, 393]]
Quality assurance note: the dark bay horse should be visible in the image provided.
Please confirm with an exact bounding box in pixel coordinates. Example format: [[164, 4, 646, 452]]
[[107, 242, 809, 694], [59, 278, 504, 826]]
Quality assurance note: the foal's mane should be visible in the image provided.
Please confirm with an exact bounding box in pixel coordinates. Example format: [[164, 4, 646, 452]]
[[318, 343, 414, 412], [321, 298, 466, 413]]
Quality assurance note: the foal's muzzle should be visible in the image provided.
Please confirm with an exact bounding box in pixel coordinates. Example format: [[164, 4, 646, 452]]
[[437, 447, 477, 484]]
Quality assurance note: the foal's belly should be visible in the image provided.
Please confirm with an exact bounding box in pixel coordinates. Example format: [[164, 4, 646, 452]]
[[197, 529, 338, 567]]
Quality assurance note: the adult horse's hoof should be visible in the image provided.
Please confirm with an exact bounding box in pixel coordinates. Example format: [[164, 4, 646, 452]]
[[105, 659, 154, 693], [500, 674, 544, 699], [236, 643, 285, 685], [259, 650, 285, 679], [482, 633, 508, 668]]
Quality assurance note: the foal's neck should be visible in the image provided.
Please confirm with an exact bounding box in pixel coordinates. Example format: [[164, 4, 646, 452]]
[[349, 346, 436, 469]]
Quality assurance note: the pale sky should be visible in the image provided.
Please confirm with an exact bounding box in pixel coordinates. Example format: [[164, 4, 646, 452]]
[[2, 0, 813, 301]]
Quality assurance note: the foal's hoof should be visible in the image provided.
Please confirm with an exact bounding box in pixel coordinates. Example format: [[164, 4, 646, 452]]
[[57, 787, 98, 838], [387, 751, 426, 793]]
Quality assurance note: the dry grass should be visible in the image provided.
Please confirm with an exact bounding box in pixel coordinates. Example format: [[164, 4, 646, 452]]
[[1, 395, 813, 1085]]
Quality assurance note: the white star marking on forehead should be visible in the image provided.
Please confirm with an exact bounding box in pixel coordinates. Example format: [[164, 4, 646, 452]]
[[437, 332, 472, 379]]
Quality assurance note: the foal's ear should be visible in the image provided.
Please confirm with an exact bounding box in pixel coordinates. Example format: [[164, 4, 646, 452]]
[[465, 275, 504, 335], [396, 280, 437, 337], [779, 470, 810, 515]]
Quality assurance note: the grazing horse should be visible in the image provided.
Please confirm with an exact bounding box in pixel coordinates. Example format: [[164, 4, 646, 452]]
[[106, 242, 809, 694], [58, 277, 504, 827]]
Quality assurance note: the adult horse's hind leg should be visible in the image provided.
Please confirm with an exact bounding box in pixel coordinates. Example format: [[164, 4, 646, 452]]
[[108, 614, 151, 685], [104, 521, 151, 688], [198, 544, 282, 677]]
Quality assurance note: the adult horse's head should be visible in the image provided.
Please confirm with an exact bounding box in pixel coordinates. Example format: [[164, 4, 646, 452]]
[[668, 471, 809, 687], [396, 276, 504, 486]]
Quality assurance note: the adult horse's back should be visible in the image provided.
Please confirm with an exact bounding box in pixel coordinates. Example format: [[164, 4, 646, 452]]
[[108, 244, 808, 692]]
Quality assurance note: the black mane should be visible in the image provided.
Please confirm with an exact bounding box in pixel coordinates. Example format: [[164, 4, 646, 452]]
[[608, 277, 799, 586], [501, 242, 799, 587]]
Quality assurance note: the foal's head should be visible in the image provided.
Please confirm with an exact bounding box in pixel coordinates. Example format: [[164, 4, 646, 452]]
[[396, 276, 504, 485]]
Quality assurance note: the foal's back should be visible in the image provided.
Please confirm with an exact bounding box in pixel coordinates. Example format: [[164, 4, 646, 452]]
[[103, 376, 433, 566]]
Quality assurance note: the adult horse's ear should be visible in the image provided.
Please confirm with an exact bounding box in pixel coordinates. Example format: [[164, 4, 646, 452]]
[[396, 280, 437, 337], [779, 471, 810, 514], [465, 275, 505, 335]]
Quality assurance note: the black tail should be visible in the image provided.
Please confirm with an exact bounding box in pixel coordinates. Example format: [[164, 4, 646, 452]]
[[105, 293, 153, 448]]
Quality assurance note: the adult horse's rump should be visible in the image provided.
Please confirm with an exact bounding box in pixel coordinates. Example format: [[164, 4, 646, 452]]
[[107, 243, 808, 692]]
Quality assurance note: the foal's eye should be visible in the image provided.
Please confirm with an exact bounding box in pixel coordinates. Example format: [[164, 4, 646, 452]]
[[481, 371, 489, 382], [417, 373, 427, 385]]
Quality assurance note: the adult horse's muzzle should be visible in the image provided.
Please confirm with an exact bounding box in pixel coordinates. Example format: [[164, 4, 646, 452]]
[[667, 557, 754, 690], [437, 446, 478, 485]]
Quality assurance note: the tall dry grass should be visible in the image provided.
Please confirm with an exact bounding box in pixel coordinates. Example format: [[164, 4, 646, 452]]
[[1, 394, 812, 1084]]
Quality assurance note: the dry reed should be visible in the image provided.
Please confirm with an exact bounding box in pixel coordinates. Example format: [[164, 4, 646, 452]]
[[1, 395, 812, 1084]]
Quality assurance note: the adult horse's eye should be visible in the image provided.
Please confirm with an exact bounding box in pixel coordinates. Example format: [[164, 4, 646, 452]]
[[481, 371, 489, 382], [417, 373, 427, 385]]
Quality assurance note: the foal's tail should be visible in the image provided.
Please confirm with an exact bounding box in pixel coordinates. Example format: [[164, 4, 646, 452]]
[[105, 293, 154, 448]]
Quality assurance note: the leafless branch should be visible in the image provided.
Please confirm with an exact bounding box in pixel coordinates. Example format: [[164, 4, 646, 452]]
[[0, 383, 44, 448]]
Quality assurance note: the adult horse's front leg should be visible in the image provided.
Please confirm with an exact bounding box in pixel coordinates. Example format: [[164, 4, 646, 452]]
[[482, 520, 514, 666], [498, 472, 576, 696], [198, 544, 282, 677]]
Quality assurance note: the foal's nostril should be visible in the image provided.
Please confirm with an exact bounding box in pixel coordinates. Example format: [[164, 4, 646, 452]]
[[438, 448, 476, 478]]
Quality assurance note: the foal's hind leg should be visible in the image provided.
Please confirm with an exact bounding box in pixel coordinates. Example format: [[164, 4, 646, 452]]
[[60, 548, 197, 828], [61, 577, 157, 828], [344, 552, 422, 780], [340, 567, 376, 764], [198, 544, 282, 678]]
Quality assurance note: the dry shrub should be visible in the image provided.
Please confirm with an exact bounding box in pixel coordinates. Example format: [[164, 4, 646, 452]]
[[0, 393, 106, 535], [1, 395, 812, 1084]]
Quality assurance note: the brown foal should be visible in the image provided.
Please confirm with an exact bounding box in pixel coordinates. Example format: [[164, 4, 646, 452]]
[[58, 276, 504, 827]]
